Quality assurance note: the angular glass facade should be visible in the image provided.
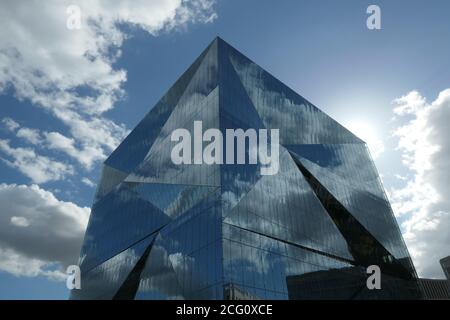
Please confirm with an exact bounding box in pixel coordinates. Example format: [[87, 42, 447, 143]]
[[71, 37, 420, 300]]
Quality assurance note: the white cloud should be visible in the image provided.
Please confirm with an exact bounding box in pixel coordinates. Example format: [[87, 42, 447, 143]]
[[0, 0, 216, 174], [0, 139, 74, 183], [10, 216, 30, 227], [0, 247, 66, 281], [394, 174, 408, 181], [0, 1, 216, 284], [0, 0, 216, 115], [16, 127, 42, 145], [81, 177, 95, 187], [44, 131, 104, 170], [0, 183, 90, 280], [390, 89, 450, 278], [392, 91, 427, 116], [2, 118, 106, 170], [2, 117, 19, 132]]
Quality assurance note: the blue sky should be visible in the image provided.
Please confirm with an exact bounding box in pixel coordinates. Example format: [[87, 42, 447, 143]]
[[0, 0, 449, 299]]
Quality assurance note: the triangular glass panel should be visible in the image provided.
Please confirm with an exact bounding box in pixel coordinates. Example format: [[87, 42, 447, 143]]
[[125, 86, 220, 186], [93, 164, 129, 203], [71, 234, 156, 300], [130, 182, 219, 219], [224, 147, 354, 261], [226, 43, 363, 145], [290, 152, 413, 266], [79, 183, 171, 272], [104, 39, 216, 173], [286, 143, 387, 200], [134, 233, 185, 299], [292, 156, 415, 280]]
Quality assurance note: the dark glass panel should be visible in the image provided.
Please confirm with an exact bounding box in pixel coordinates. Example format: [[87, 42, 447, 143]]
[[71, 234, 155, 300], [79, 183, 171, 271], [290, 150, 416, 275]]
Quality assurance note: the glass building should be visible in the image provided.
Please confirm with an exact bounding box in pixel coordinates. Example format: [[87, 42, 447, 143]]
[[441, 256, 450, 280], [71, 37, 421, 300]]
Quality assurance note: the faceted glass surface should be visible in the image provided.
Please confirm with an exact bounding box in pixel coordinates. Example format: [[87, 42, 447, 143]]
[[72, 37, 419, 300]]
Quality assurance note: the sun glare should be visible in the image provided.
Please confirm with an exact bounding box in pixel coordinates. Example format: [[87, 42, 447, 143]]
[[344, 120, 385, 159]]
